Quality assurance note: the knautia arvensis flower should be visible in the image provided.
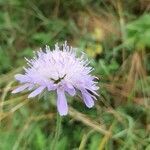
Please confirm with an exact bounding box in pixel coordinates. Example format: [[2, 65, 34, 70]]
[[12, 42, 99, 116]]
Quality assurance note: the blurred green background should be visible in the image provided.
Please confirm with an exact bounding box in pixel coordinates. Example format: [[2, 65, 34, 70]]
[[0, 0, 150, 150]]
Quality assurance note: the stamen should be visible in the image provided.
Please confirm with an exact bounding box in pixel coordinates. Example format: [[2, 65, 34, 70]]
[[50, 74, 66, 84]]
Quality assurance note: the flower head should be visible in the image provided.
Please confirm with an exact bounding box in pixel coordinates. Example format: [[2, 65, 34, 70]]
[[12, 42, 99, 116]]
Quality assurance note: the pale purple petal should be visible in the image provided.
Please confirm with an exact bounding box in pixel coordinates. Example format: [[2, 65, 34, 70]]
[[86, 88, 99, 97], [28, 86, 45, 98], [65, 83, 76, 96], [81, 90, 94, 108], [28, 84, 34, 90], [12, 84, 29, 93], [47, 83, 57, 91], [57, 89, 68, 116], [15, 74, 30, 83]]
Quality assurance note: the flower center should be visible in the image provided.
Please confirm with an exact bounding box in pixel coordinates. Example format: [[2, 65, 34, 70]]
[[50, 74, 66, 84]]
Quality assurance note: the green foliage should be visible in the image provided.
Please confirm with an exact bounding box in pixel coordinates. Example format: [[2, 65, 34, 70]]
[[127, 14, 150, 49], [0, 0, 149, 150], [88, 134, 100, 150], [0, 48, 11, 73]]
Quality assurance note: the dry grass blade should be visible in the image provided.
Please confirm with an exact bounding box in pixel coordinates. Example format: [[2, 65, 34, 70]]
[[98, 121, 115, 150], [79, 130, 95, 150], [0, 81, 14, 119], [0, 100, 29, 121], [12, 113, 54, 150], [0, 94, 28, 106], [0, 67, 22, 84], [69, 107, 111, 136]]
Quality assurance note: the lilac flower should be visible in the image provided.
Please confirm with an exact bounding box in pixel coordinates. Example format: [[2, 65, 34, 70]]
[[12, 42, 99, 116]]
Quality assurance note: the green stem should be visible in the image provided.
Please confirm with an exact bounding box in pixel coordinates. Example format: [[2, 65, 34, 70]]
[[51, 113, 62, 150]]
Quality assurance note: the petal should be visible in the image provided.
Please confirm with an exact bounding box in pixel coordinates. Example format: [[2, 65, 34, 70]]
[[28, 84, 34, 90], [86, 88, 99, 97], [12, 84, 29, 94], [57, 89, 68, 116], [90, 85, 100, 92], [47, 84, 57, 91], [15, 74, 30, 83], [65, 83, 76, 96], [81, 90, 94, 108], [28, 86, 45, 98]]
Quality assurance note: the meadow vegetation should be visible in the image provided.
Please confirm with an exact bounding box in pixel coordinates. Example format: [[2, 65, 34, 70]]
[[0, 0, 150, 149]]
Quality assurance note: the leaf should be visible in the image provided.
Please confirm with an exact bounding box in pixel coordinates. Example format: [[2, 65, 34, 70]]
[[126, 14, 150, 49]]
